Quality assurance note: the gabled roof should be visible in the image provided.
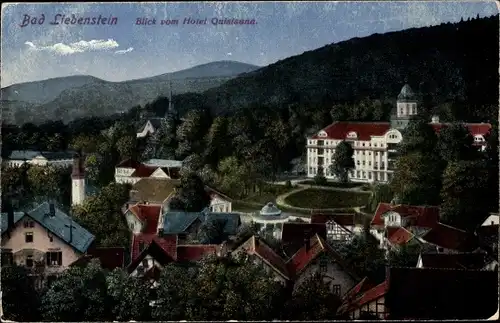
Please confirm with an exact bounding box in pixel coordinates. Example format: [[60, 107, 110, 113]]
[[162, 211, 241, 236], [418, 252, 488, 270], [143, 159, 183, 168], [311, 213, 359, 227], [131, 164, 157, 177], [240, 236, 291, 280], [371, 203, 439, 228], [339, 280, 388, 315], [386, 226, 414, 245], [70, 247, 125, 270], [116, 158, 142, 168], [130, 178, 180, 204], [341, 277, 374, 303], [130, 233, 177, 262], [430, 123, 491, 137], [205, 186, 233, 202], [6, 150, 41, 160], [310, 122, 391, 140], [281, 222, 327, 247], [386, 267, 498, 319], [421, 223, 478, 252], [0, 212, 26, 235], [24, 202, 95, 253], [148, 118, 164, 129], [176, 244, 219, 262], [127, 204, 161, 234], [127, 238, 176, 273], [287, 234, 360, 280]]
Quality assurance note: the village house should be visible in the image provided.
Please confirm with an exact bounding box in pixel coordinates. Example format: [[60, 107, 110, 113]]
[[416, 252, 496, 271], [311, 213, 364, 242], [0, 202, 95, 276], [419, 222, 479, 254], [370, 203, 440, 249], [126, 177, 232, 213], [306, 84, 492, 183], [2, 150, 75, 168], [480, 213, 499, 226], [339, 267, 498, 320], [232, 234, 361, 297], [115, 159, 181, 185], [70, 247, 126, 271], [280, 222, 327, 255], [124, 204, 162, 235]]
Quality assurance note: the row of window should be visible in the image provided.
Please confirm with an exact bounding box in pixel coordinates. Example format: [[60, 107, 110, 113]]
[[308, 141, 387, 148], [2, 251, 63, 268]]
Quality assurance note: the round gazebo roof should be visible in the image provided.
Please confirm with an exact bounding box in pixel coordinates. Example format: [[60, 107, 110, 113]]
[[259, 202, 282, 217]]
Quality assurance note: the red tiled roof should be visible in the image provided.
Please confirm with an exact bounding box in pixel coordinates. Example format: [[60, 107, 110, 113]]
[[128, 204, 161, 234], [386, 226, 414, 245], [342, 277, 374, 302], [351, 280, 388, 309], [311, 122, 391, 140], [176, 245, 218, 262], [131, 164, 157, 177], [252, 237, 290, 279], [287, 234, 360, 280], [430, 123, 491, 136], [130, 233, 177, 262], [86, 247, 125, 270], [127, 238, 176, 274], [371, 203, 440, 228], [281, 223, 327, 246], [117, 158, 142, 168], [421, 223, 478, 251]]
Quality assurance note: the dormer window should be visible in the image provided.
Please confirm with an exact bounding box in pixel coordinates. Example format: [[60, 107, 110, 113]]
[[474, 135, 484, 142], [347, 131, 358, 139], [318, 131, 327, 138]]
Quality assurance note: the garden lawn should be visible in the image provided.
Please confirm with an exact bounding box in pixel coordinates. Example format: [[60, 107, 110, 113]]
[[284, 188, 370, 209], [243, 184, 295, 205]]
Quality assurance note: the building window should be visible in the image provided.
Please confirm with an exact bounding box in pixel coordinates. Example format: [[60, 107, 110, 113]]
[[46, 251, 62, 266], [357, 160, 360, 166], [142, 259, 149, 267], [26, 255, 34, 268], [332, 284, 341, 296], [362, 143, 365, 147], [319, 258, 328, 272], [24, 220, 35, 228], [362, 161, 365, 166], [1, 252, 13, 266], [25, 232, 34, 243], [368, 172, 372, 179]]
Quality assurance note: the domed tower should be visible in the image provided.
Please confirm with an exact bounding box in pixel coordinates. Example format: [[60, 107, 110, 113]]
[[71, 153, 86, 206], [390, 84, 419, 130]]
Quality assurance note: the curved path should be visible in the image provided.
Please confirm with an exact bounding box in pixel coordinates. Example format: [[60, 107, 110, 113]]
[[274, 183, 370, 214]]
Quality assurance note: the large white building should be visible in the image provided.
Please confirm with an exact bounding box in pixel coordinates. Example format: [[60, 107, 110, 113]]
[[306, 84, 491, 183]]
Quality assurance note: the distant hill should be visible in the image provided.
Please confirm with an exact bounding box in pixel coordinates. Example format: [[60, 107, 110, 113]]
[[191, 15, 497, 122], [2, 61, 261, 125]]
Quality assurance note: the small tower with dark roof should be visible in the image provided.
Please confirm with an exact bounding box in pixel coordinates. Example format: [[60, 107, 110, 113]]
[[391, 84, 419, 130], [71, 153, 86, 206]]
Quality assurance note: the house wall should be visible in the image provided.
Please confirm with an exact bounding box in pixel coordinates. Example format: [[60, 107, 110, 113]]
[[124, 210, 144, 234], [1, 215, 83, 270], [209, 195, 232, 213], [150, 168, 170, 179], [349, 296, 386, 320], [482, 214, 499, 226], [136, 121, 155, 138], [294, 259, 357, 297], [130, 254, 164, 277], [327, 221, 354, 241], [383, 211, 401, 227]]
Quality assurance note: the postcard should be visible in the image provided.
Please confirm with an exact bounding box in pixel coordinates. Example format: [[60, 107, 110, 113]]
[[1, 1, 498, 321]]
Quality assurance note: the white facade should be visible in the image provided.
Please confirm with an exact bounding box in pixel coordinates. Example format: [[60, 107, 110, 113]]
[[3, 154, 73, 168], [71, 177, 86, 206], [481, 214, 499, 226], [306, 128, 401, 183], [136, 120, 156, 138], [115, 166, 141, 184], [209, 195, 232, 213]]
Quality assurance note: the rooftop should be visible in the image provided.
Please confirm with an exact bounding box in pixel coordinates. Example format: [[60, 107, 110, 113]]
[[143, 159, 183, 168]]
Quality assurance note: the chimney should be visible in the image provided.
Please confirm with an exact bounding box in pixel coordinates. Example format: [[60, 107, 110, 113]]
[[49, 203, 56, 217], [431, 115, 440, 124]]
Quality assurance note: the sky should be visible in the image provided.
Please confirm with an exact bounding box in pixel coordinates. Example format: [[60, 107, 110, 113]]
[[1, 1, 498, 87]]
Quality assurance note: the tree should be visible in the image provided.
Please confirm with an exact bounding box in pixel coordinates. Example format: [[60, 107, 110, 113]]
[[440, 159, 490, 231], [1, 265, 41, 321], [71, 182, 131, 248], [26, 165, 72, 206], [367, 183, 394, 213], [330, 140, 355, 183], [106, 268, 152, 321], [285, 273, 343, 320], [216, 156, 251, 198], [84, 153, 102, 185], [116, 135, 137, 159], [314, 165, 327, 185], [334, 226, 385, 284], [204, 116, 229, 168], [180, 153, 204, 176], [197, 218, 229, 244], [152, 263, 199, 320], [387, 242, 422, 267], [168, 172, 211, 212], [437, 123, 479, 162], [390, 152, 442, 206], [399, 117, 439, 155], [41, 260, 111, 321]]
